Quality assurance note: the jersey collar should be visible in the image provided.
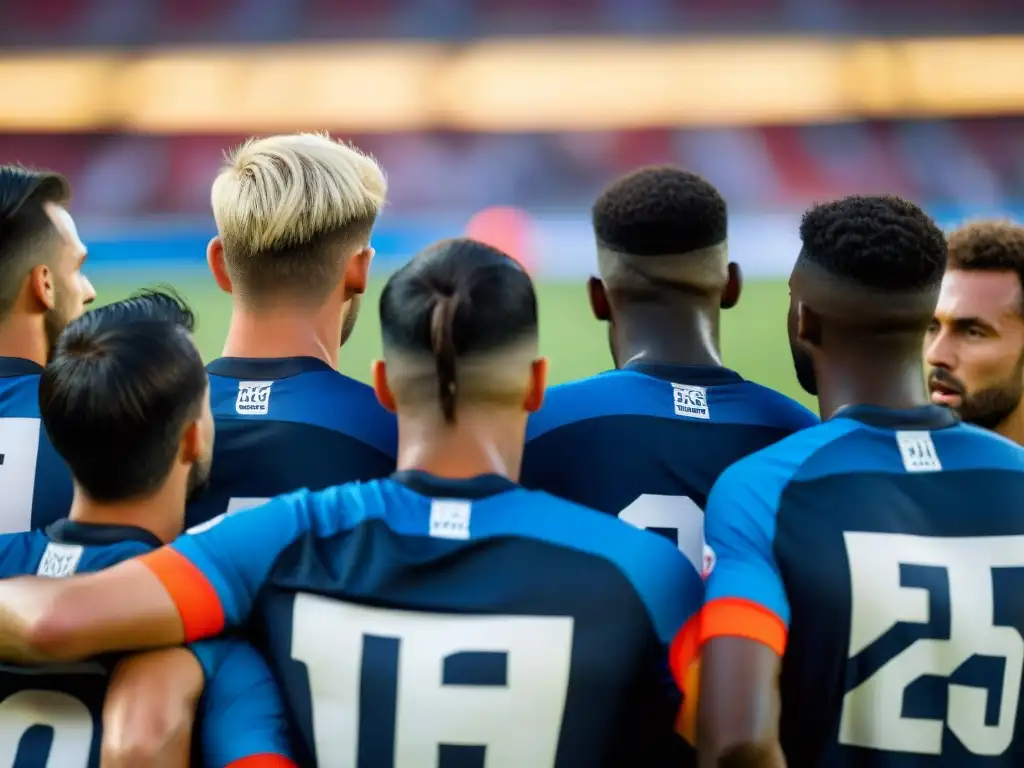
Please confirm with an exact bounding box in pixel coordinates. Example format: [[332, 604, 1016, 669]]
[[45, 519, 164, 550], [621, 361, 744, 386], [0, 357, 44, 378], [834, 403, 959, 431], [206, 356, 335, 380], [392, 470, 519, 500]]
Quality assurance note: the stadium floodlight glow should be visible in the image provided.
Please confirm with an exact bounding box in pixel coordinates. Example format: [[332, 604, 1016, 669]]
[[1, 36, 1023, 133]]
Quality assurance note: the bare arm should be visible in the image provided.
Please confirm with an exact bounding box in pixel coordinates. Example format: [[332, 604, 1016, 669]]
[[101, 647, 203, 768], [0, 561, 184, 663], [698, 637, 785, 768]]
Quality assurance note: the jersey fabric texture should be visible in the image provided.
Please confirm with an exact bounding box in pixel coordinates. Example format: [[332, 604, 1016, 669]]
[[140, 471, 701, 767], [521, 362, 817, 574], [0, 357, 73, 532], [0, 519, 294, 768], [697, 404, 1024, 767], [188, 356, 397, 529]]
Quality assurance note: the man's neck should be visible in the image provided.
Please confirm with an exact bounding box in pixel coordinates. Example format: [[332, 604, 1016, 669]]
[[394, 409, 526, 482], [814, 340, 930, 420], [613, 303, 722, 369], [0, 316, 47, 368], [68, 490, 184, 545], [996, 402, 1024, 446], [220, 304, 340, 368]]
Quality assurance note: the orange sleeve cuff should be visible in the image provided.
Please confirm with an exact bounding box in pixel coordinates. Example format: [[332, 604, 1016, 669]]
[[227, 755, 297, 768], [137, 547, 226, 642], [669, 613, 701, 689], [700, 597, 787, 656]]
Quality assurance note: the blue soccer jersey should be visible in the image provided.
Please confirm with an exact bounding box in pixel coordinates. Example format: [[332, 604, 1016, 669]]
[[141, 471, 701, 767], [188, 357, 397, 529], [698, 404, 1024, 767], [0, 520, 293, 767], [522, 362, 817, 573], [0, 357, 73, 532]]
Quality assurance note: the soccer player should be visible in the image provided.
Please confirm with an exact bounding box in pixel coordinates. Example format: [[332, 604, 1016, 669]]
[[0, 165, 95, 531], [926, 220, 1024, 445], [0, 290, 294, 767], [190, 133, 396, 529], [522, 167, 816, 571], [0, 239, 699, 767], [690, 196, 1024, 768]]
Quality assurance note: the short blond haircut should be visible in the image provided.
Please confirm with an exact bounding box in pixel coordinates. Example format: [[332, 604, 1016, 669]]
[[211, 132, 387, 304]]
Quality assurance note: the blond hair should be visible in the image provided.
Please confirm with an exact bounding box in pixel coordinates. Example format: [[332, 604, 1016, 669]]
[[211, 132, 387, 303]]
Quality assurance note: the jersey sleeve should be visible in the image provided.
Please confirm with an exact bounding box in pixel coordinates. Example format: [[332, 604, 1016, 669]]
[[136, 492, 311, 641], [699, 460, 790, 656], [191, 638, 295, 768]]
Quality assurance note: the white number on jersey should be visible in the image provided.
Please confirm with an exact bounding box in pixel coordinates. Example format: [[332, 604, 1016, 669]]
[[186, 497, 270, 535], [840, 531, 1024, 756], [618, 494, 706, 574], [0, 418, 41, 533], [0, 690, 93, 766], [291, 593, 575, 766]]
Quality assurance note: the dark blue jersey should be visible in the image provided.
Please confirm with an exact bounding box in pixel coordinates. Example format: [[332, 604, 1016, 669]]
[[0, 357, 73, 532], [700, 405, 1024, 767], [0, 520, 293, 767], [188, 356, 397, 530], [522, 362, 817, 574], [142, 471, 701, 767]]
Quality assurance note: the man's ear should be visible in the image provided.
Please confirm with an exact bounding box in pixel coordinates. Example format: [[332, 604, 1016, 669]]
[[587, 276, 610, 321], [371, 359, 396, 412], [343, 247, 373, 298], [797, 302, 823, 347], [523, 357, 548, 413], [180, 419, 201, 465], [207, 237, 232, 294], [28, 264, 55, 311], [721, 262, 742, 310]]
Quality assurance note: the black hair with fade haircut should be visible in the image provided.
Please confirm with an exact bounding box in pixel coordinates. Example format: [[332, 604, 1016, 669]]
[[798, 195, 947, 294], [0, 165, 72, 320], [39, 288, 207, 502], [591, 166, 727, 256], [947, 220, 1024, 315], [379, 238, 537, 424]]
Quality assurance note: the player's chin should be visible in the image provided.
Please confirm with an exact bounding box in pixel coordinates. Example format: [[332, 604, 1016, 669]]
[[929, 389, 963, 409]]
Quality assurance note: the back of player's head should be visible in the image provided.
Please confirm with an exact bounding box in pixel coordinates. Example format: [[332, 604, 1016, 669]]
[[0, 165, 72, 321], [40, 289, 211, 503], [377, 238, 542, 424], [210, 132, 387, 308], [946, 220, 1024, 314], [794, 195, 947, 328], [591, 166, 730, 297]]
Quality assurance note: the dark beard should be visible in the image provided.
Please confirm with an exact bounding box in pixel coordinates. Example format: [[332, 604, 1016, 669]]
[[44, 305, 69, 363], [185, 456, 212, 505], [791, 343, 818, 396], [959, 377, 1023, 430], [340, 295, 361, 347]]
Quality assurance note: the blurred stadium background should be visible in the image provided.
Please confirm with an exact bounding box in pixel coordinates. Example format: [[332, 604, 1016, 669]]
[[4, 0, 1024, 408]]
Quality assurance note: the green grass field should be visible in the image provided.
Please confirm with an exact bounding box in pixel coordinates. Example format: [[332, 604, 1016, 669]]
[[92, 269, 815, 410]]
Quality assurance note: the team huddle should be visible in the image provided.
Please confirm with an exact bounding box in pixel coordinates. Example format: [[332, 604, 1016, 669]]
[[0, 131, 1021, 768]]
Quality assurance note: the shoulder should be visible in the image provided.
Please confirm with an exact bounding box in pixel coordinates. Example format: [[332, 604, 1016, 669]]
[[0, 374, 41, 414], [80, 540, 154, 571], [476, 490, 700, 642], [934, 422, 1024, 473], [0, 530, 40, 573], [214, 371, 396, 456], [709, 417, 865, 514], [526, 370, 663, 440], [713, 381, 819, 432]]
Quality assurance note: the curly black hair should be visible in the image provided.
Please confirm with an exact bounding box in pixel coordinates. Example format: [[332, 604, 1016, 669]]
[[799, 195, 947, 292], [592, 166, 727, 257]]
